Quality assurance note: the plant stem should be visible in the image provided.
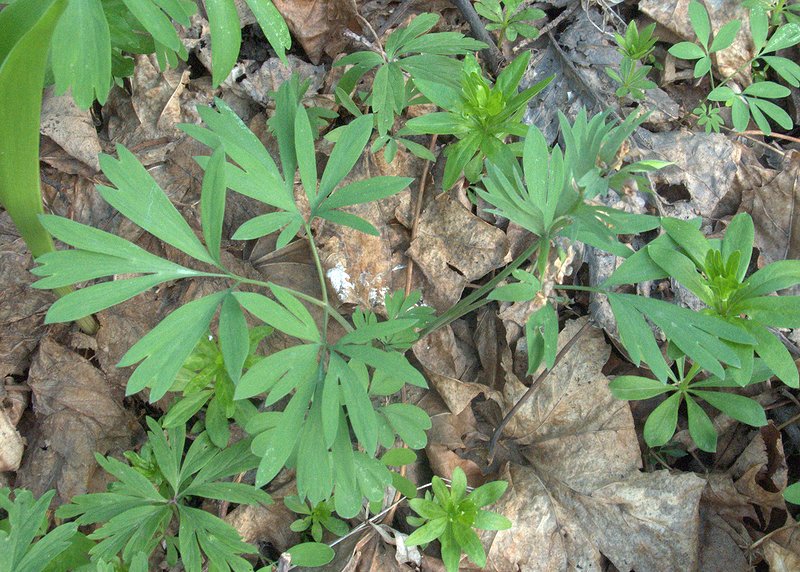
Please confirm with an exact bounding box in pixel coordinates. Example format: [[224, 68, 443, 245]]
[[230, 274, 353, 333], [306, 224, 330, 340], [420, 238, 541, 336]]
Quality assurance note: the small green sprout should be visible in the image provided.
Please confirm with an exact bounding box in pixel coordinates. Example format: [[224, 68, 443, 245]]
[[406, 467, 511, 572]]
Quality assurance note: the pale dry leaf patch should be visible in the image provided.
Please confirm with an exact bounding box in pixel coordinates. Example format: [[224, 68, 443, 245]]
[[408, 195, 510, 312], [40, 87, 102, 171], [486, 318, 705, 571], [0, 219, 55, 379], [317, 148, 421, 310]]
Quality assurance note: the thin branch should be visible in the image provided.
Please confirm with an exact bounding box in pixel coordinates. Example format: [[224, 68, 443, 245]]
[[404, 134, 438, 296], [449, 0, 504, 73]]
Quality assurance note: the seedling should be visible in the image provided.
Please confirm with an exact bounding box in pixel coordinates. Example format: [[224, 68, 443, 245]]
[[610, 353, 769, 452], [669, 1, 800, 134], [403, 51, 552, 188], [56, 419, 271, 570], [334, 12, 485, 162], [286, 496, 349, 542], [406, 467, 511, 572], [474, 0, 545, 45]]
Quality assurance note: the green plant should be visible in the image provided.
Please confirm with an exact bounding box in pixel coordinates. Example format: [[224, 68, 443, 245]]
[[286, 496, 349, 542], [402, 51, 552, 189], [610, 353, 769, 452], [786, 481, 800, 507], [56, 418, 271, 570], [607, 56, 658, 100], [32, 76, 430, 524], [0, 489, 82, 572], [668, 1, 800, 134], [333, 12, 485, 162], [606, 21, 659, 101], [0, 0, 290, 333], [162, 325, 273, 448], [606, 212, 800, 388], [744, 0, 800, 25], [474, 0, 544, 45], [405, 467, 511, 572], [0, 0, 97, 333]]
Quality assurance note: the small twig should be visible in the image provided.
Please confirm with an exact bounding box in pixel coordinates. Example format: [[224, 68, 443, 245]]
[[740, 130, 800, 145], [487, 318, 593, 463], [514, 3, 579, 54], [404, 135, 438, 296], [449, 0, 504, 73], [749, 519, 800, 551], [343, 29, 384, 57], [357, 13, 383, 49]]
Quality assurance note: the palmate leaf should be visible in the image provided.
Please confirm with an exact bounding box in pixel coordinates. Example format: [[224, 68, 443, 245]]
[[98, 145, 216, 265], [58, 423, 265, 568], [120, 291, 229, 401], [607, 293, 754, 378], [51, 0, 111, 108], [0, 489, 78, 572], [183, 98, 295, 212], [244, 0, 291, 63]]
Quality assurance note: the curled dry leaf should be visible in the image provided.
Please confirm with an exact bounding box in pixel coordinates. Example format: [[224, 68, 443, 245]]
[[485, 319, 706, 571], [408, 195, 509, 312], [226, 483, 303, 552], [413, 325, 500, 416], [40, 87, 101, 171], [16, 337, 140, 505], [0, 407, 24, 472], [0, 223, 54, 378]]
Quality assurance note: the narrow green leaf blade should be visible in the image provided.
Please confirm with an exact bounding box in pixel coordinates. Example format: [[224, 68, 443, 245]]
[[206, 0, 242, 86]]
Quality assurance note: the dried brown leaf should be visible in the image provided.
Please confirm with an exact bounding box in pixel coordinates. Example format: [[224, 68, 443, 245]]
[[485, 319, 705, 571], [16, 337, 140, 504], [408, 196, 509, 312], [272, 0, 360, 64]]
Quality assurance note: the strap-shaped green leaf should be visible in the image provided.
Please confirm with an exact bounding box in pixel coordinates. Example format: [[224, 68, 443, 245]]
[[98, 145, 216, 265], [255, 379, 315, 487], [200, 146, 227, 264], [608, 296, 671, 382], [297, 394, 333, 504], [294, 104, 319, 205], [0, 0, 67, 259], [244, 0, 291, 63], [318, 114, 375, 201], [121, 0, 182, 52], [45, 273, 185, 323], [205, 0, 242, 86], [218, 294, 248, 384]]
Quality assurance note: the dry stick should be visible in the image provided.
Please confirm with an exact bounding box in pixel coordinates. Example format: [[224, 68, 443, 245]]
[[449, 0, 504, 73], [404, 135, 439, 296], [513, 3, 579, 54], [487, 319, 593, 464], [740, 130, 800, 145]]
